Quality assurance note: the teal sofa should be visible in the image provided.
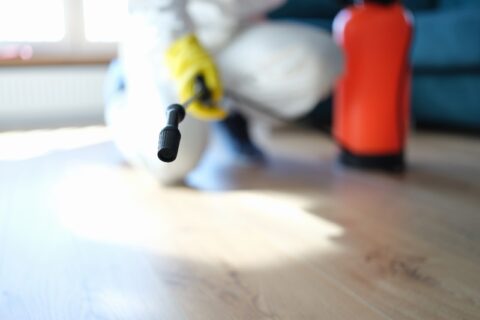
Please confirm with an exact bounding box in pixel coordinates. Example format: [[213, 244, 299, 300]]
[[270, 0, 480, 130]]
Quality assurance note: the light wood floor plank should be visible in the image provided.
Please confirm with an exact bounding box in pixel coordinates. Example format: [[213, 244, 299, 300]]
[[0, 126, 479, 319]]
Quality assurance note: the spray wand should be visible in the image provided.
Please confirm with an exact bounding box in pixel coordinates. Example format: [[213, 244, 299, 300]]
[[157, 75, 298, 163], [157, 76, 212, 163]]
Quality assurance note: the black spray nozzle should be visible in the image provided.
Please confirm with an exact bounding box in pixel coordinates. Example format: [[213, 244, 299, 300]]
[[157, 104, 185, 163], [157, 75, 212, 163]]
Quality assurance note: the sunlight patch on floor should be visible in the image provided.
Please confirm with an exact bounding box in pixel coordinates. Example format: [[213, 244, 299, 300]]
[[51, 162, 345, 270], [0, 126, 111, 161]]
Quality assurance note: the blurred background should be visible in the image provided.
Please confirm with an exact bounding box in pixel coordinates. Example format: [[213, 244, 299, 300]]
[[1, 0, 479, 132]]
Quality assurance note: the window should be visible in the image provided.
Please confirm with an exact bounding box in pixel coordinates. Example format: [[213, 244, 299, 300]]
[[0, 0, 65, 42], [0, 0, 128, 63], [83, 0, 128, 43]]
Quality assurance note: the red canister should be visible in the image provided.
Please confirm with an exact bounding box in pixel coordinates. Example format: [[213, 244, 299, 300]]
[[333, 0, 413, 171]]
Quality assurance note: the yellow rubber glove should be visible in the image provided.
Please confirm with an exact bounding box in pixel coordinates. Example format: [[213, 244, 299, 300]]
[[165, 34, 227, 121]]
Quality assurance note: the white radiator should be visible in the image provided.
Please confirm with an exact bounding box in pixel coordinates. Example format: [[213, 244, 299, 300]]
[[0, 66, 108, 130]]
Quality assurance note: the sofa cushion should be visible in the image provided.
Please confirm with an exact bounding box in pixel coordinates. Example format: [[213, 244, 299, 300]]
[[270, 0, 438, 20], [412, 8, 480, 68], [403, 0, 438, 11], [438, 0, 480, 9], [412, 74, 480, 129], [269, 0, 343, 19], [279, 18, 334, 31]]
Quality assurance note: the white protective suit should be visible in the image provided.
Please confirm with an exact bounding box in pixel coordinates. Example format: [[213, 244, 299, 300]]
[[106, 0, 343, 184]]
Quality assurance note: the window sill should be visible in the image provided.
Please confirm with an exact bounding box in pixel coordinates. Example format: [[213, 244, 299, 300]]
[[0, 55, 114, 67]]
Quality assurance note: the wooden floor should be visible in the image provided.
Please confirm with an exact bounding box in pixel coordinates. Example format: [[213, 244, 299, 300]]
[[0, 126, 479, 320]]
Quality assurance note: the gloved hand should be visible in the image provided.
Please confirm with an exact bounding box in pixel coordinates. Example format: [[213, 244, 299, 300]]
[[165, 34, 227, 121]]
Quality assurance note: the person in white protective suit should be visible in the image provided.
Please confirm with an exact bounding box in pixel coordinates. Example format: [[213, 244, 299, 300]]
[[106, 0, 343, 184]]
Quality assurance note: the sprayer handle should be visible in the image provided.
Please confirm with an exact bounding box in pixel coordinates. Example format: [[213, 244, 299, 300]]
[[157, 104, 185, 163]]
